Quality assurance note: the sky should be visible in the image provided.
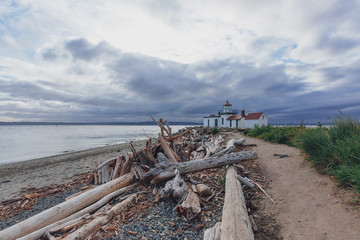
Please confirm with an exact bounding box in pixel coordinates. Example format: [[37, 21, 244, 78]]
[[0, 0, 360, 124]]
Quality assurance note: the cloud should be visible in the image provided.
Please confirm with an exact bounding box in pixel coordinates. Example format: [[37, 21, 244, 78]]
[[0, 1, 360, 123]]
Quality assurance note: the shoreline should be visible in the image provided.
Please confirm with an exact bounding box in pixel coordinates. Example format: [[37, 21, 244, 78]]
[[0, 139, 148, 202]]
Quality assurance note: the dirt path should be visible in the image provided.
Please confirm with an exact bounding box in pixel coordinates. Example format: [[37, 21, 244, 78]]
[[240, 135, 360, 240]]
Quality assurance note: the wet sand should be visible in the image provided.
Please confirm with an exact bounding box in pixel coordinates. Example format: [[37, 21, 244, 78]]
[[0, 140, 147, 202]]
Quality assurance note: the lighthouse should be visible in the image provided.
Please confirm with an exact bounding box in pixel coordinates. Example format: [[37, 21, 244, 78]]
[[203, 100, 268, 128]]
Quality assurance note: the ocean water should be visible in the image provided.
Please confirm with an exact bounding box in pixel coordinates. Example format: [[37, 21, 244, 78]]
[[0, 125, 189, 165]]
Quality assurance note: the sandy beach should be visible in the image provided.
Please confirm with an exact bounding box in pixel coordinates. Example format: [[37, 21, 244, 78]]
[[0, 140, 147, 203]]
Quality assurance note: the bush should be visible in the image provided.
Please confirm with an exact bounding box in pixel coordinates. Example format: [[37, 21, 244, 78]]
[[210, 127, 219, 135]]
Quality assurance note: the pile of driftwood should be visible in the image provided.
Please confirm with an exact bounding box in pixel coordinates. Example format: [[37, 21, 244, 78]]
[[0, 117, 260, 240]]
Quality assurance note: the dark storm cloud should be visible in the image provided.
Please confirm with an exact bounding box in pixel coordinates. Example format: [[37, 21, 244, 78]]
[[6, 36, 360, 123], [109, 53, 206, 100], [0, 79, 119, 107], [65, 38, 113, 61]]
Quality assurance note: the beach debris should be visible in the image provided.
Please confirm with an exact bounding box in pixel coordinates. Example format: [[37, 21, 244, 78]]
[[204, 165, 255, 240], [176, 185, 201, 220], [0, 118, 263, 240]]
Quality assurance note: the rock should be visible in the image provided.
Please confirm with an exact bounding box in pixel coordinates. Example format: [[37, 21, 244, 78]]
[[195, 184, 212, 197]]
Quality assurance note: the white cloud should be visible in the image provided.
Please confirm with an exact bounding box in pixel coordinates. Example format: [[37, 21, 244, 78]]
[[0, 0, 359, 122]]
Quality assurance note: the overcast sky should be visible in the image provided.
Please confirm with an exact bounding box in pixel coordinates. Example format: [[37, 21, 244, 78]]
[[1, 0, 359, 124]]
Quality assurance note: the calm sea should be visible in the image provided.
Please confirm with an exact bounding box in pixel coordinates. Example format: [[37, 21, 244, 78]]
[[0, 125, 190, 165]]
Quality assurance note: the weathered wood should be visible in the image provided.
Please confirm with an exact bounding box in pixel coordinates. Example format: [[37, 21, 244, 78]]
[[0, 173, 134, 240], [63, 194, 137, 240], [18, 183, 137, 240], [213, 138, 246, 156], [146, 139, 157, 165], [166, 130, 190, 142], [120, 152, 131, 176], [237, 175, 255, 189], [111, 156, 123, 180], [145, 151, 256, 184], [158, 133, 178, 163], [204, 165, 254, 240], [92, 157, 117, 173], [48, 214, 90, 235], [151, 116, 171, 137], [102, 162, 110, 183], [160, 169, 188, 200], [195, 184, 212, 197], [176, 185, 201, 220]]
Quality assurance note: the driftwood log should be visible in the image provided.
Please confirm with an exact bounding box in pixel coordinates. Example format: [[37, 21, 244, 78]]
[[0, 173, 134, 240], [213, 138, 246, 156], [18, 184, 138, 240], [63, 193, 137, 240], [204, 165, 254, 240], [145, 151, 256, 184]]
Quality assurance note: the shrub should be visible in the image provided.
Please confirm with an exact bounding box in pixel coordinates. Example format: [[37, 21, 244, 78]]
[[210, 127, 219, 135]]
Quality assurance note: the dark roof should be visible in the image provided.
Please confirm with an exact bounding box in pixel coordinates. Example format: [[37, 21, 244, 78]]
[[245, 112, 264, 120], [227, 115, 243, 120], [223, 100, 232, 106]]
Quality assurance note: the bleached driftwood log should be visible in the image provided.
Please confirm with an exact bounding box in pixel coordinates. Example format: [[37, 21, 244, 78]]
[[158, 133, 178, 162], [18, 183, 137, 240], [144, 151, 256, 184], [204, 165, 254, 240], [203, 136, 223, 158], [212, 138, 246, 157], [63, 193, 137, 240], [0, 173, 134, 240]]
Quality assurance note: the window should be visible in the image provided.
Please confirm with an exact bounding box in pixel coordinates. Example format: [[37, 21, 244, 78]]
[[222, 118, 224, 125]]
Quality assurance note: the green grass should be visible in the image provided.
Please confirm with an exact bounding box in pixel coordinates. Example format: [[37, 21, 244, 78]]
[[244, 117, 360, 195], [245, 124, 308, 146]]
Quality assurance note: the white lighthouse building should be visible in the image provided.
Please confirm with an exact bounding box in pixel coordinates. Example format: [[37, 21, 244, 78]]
[[203, 100, 268, 129]]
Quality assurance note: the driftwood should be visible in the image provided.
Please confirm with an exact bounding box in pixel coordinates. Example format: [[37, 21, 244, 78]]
[[0, 173, 134, 240], [195, 184, 212, 197], [111, 156, 123, 180], [145, 151, 256, 184], [151, 116, 171, 137], [93, 157, 117, 173], [18, 183, 138, 240], [166, 129, 190, 142], [63, 193, 137, 240], [176, 185, 201, 220], [204, 165, 254, 240], [146, 139, 157, 165], [160, 169, 188, 200], [158, 133, 178, 163], [213, 138, 246, 156], [237, 175, 255, 189]]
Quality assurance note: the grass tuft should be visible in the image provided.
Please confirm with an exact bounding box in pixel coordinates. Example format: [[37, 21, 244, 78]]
[[245, 116, 360, 194]]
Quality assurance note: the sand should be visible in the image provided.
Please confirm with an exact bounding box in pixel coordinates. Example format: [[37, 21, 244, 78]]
[[0, 140, 147, 203]]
